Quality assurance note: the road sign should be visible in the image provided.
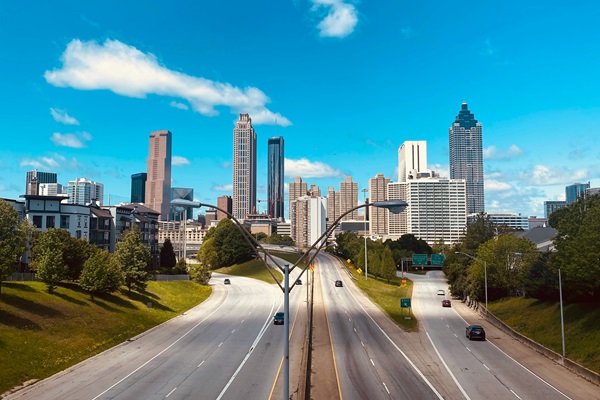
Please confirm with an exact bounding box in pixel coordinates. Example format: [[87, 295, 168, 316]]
[[412, 254, 427, 265], [400, 298, 411, 308], [431, 254, 445, 265], [347, 259, 351, 263]]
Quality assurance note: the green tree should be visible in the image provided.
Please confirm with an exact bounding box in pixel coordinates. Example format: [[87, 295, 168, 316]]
[[380, 247, 397, 283], [159, 238, 177, 270], [0, 199, 31, 295], [173, 257, 188, 274], [462, 213, 497, 254], [265, 234, 295, 246], [197, 237, 219, 269], [31, 228, 69, 293], [116, 225, 151, 293], [189, 262, 212, 285], [335, 231, 363, 263], [255, 232, 268, 242], [200, 219, 253, 269], [63, 234, 95, 281], [80, 248, 124, 299]]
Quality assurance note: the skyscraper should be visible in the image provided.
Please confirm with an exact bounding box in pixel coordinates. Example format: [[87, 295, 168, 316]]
[[398, 141, 427, 182], [131, 172, 147, 203], [171, 187, 194, 220], [68, 177, 104, 205], [565, 182, 590, 204], [233, 114, 257, 220], [145, 130, 172, 221], [339, 176, 358, 220], [217, 195, 232, 221], [25, 170, 57, 195], [267, 137, 284, 220], [449, 102, 484, 214], [368, 173, 390, 235]]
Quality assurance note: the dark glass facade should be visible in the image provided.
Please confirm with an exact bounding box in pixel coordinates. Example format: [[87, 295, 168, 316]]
[[131, 172, 147, 203], [268, 137, 285, 220]]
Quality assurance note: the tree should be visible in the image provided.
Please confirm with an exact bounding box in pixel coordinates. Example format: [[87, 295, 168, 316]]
[[31, 228, 69, 293], [200, 219, 253, 269], [63, 234, 95, 281], [80, 248, 124, 299], [189, 262, 212, 285], [255, 232, 268, 242], [265, 234, 295, 246], [380, 247, 397, 283], [159, 238, 177, 270], [0, 199, 31, 295], [116, 225, 151, 293], [462, 213, 497, 254]]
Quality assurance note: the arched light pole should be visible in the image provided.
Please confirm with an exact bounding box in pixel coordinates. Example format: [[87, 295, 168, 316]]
[[456, 251, 487, 310], [362, 188, 368, 280], [171, 198, 407, 400]]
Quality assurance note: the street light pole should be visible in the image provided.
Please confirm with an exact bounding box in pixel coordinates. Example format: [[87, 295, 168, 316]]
[[283, 263, 290, 397], [362, 188, 368, 280], [559, 268, 566, 359]]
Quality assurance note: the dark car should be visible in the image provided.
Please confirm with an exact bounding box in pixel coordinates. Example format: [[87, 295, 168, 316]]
[[273, 312, 285, 325], [335, 280, 343, 287], [224, 278, 231, 285], [296, 279, 302, 285], [466, 325, 486, 340], [442, 299, 451, 307]]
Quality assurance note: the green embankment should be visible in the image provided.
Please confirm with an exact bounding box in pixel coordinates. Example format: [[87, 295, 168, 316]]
[[0, 281, 211, 395], [489, 297, 600, 374]]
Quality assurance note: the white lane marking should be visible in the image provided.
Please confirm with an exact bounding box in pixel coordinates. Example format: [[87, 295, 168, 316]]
[[466, 347, 471, 352], [446, 324, 450, 328], [218, 342, 223, 347], [483, 364, 490, 371], [361, 341, 365, 347], [454, 307, 572, 399], [215, 301, 279, 400], [198, 360, 205, 368], [370, 358, 375, 366], [165, 387, 177, 398], [92, 298, 225, 400], [510, 389, 523, 399], [353, 327, 357, 332], [454, 333, 458, 338], [232, 330, 235, 333], [383, 382, 390, 394], [426, 332, 471, 400]]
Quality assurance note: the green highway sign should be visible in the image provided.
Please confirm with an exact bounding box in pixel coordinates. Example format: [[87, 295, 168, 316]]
[[431, 254, 445, 265], [412, 254, 427, 265], [400, 298, 411, 308]]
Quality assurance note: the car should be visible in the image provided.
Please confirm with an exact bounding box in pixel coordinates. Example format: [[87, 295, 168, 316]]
[[296, 279, 302, 285], [466, 325, 486, 341], [335, 280, 343, 287], [273, 312, 285, 325], [442, 299, 451, 307], [224, 278, 231, 285], [437, 289, 445, 295]]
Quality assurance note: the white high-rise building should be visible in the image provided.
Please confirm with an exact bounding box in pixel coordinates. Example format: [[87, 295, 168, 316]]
[[232, 114, 257, 220], [398, 141, 427, 182], [388, 177, 467, 245], [290, 195, 327, 247], [67, 178, 104, 206], [339, 176, 358, 221], [38, 183, 66, 196]]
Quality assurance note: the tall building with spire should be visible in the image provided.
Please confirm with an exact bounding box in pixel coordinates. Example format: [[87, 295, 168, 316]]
[[267, 137, 284, 220], [449, 102, 484, 214], [145, 130, 172, 221], [232, 114, 257, 220]]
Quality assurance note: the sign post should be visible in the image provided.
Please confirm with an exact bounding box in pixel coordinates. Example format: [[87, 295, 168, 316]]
[[400, 297, 412, 318], [431, 254, 445, 265], [412, 254, 427, 268]]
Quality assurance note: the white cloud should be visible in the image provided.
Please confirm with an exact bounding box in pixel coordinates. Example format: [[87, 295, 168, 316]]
[[484, 144, 523, 160], [50, 108, 79, 125], [45, 39, 291, 126], [522, 164, 589, 185], [213, 183, 233, 191], [172, 156, 190, 166], [485, 179, 512, 192], [312, 0, 358, 38], [285, 158, 344, 178], [50, 132, 92, 148], [19, 154, 81, 170], [170, 101, 189, 110]]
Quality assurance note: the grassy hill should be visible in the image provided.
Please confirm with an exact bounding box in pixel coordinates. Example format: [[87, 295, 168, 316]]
[[0, 281, 211, 395], [489, 297, 600, 374]]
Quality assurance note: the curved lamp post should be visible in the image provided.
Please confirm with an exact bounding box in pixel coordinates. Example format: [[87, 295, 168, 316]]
[[456, 251, 487, 310], [171, 198, 407, 400]]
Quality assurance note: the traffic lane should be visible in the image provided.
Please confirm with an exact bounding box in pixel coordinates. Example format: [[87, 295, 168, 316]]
[[319, 258, 440, 400], [414, 273, 571, 400], [95, 274, 282, 400]]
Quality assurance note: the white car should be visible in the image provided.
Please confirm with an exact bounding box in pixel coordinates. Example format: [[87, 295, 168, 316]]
[[437, 289, 445, 296]]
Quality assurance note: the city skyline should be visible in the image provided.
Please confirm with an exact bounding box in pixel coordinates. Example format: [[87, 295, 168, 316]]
[[2, 2, 600, 219]]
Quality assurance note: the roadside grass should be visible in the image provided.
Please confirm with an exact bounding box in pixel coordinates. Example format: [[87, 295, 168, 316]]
[[214, 258, 283, 284], [0, 280, 211, 395], [489, 297, 600, 374], [349, 268, 418, 332]]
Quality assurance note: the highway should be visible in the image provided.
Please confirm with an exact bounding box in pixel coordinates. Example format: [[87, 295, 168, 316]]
[[411, 270, 599, 400], [317, 253, 443, 400], [6, 272, 306, 400]]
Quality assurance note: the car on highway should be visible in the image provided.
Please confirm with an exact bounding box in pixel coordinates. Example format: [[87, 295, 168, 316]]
[[296, 279, 302, 285], [466, 325, 486, 340], [335, 280, 343, 287], [273, 312, 285, 325], [437, 289, 445, 295], [442, 299, 451, 307], [224, 278, 231, 285]]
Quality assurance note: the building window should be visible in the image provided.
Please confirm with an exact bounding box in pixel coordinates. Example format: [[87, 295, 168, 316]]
[[76, 230, 82, 239], [77, 215, 81, 228], [60, 215, 70, 229], [46, 216, 55, 229], [32, 215, 42, 228]]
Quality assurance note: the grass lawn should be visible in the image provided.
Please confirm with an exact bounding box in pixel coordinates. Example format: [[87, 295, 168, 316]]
[[214, 258, 283, 284], [489, 297, 600, 374], [350, 268, 418, 332], [0, 280, 211, 395]]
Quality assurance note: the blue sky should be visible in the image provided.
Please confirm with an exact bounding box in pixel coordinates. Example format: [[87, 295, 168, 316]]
[[2, 1, 600, 219]]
